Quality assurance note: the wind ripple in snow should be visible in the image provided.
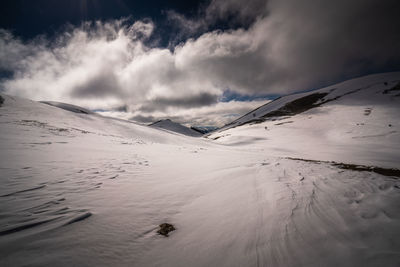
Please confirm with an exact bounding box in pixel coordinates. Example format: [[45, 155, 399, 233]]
[[263, 159, 400, 267], [140, 158, 400, 267], [0, 156, 149, 239]]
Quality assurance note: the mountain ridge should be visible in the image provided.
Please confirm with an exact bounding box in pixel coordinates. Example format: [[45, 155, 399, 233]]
[[215, 71, 400, 133]]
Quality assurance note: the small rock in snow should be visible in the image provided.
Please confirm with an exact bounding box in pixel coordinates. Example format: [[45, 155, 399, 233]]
[[157, 223, 175, 237]]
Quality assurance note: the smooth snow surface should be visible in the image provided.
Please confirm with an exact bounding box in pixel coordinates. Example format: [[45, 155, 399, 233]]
[[1, 72, 400, 267]]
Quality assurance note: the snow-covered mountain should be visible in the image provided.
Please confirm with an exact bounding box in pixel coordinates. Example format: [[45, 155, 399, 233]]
[[209, 72, 400, 168], [218, 72, 400, 130], [0, 72, 400, 267], [149, 119, 202, 137]]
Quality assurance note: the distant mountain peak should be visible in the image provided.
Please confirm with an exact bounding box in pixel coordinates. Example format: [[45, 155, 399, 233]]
[[149, 119, 202, 137]]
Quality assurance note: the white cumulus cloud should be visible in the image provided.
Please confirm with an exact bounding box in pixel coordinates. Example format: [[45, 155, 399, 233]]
[[0, 0, 399, 126]]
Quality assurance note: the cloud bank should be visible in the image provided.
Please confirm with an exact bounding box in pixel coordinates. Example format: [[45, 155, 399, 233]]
[[1, 0, 399, 126]]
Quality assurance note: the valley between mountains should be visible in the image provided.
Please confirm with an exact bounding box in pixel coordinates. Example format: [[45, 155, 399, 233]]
[[1, 72, 399, 267]]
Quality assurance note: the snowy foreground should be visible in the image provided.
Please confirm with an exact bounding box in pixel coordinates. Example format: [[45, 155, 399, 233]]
[[1, 73, 400, 267]]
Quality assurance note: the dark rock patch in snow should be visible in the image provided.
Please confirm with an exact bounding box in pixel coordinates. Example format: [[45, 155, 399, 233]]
[[262, 93, 329, 118], [333, 163, 400, 178], [0, 95, 4, 106], [157, 223, 175, 236], [286, 157, 400, 178], [364, 108, 372, 116], [224, 92, 331, 128], [382, 82, 400, 95]]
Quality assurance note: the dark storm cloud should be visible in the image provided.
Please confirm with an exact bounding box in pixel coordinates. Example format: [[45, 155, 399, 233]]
[[113, 105, 128, 112], [1, 0, 399, 126], [149, 92, 219, 110], [262, 0, 400, 90], [166, 0, 268, 41], [205, 0, 268, 24], [71, 70, 122, 98], [129, 114, 157, 124], [173, 0, 400, 95]]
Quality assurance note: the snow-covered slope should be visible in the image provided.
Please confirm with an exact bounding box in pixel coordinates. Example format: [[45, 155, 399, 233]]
[[1, 72, 400, 267], [149, 119, 202, 137], [209, 72, 400, 168], [40, 101, 94, 114], [219, 72, 400, 130]]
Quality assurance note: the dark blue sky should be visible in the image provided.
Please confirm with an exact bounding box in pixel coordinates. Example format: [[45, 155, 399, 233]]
[[0, 0, 205, 45]]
